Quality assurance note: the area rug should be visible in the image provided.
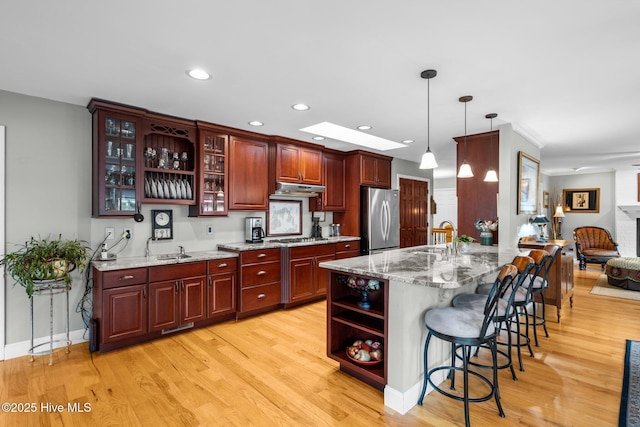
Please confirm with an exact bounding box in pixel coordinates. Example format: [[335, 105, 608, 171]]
[[591, 275, 640, 301], [620, 340, 640, 426]]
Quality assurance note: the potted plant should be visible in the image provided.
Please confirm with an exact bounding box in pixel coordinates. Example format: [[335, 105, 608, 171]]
[[453, 235, 475, 253], [0, 234, 90, 297]]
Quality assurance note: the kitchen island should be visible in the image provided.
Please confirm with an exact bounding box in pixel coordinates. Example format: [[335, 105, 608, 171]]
[[319, 244, 521, 414]]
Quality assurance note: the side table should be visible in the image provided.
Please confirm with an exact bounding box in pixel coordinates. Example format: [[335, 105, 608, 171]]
[[30, 278, 71, 365]]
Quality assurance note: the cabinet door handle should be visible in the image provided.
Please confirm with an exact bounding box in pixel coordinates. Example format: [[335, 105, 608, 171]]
[[175, 281, 179, 294], [143, 287, 147, 299], [257, 293, 266, 299], [217, 263, 228, 268], [344, 244, 351, 248], [257, 270, 267, 276], [119, 275, 135, 280], [257, 253, 267, 258], [181, 281, 185, 292]]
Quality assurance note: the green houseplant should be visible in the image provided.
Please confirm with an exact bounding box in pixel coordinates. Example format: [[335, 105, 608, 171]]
[[0, 234, 90, 296], [453, 235, 474, 253]]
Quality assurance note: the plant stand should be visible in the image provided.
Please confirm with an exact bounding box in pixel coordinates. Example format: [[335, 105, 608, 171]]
[[29, 278, 71, 365]]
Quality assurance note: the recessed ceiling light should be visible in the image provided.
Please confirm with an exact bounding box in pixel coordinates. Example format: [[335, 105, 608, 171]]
[[292, 103, 310, 111], [248, 121, 264, 127], [186, 69, 212, 80], [300, 122, 406, 151], [402, 139, 414, 144], [357, 125, 372, 130], [312, 136, 325, 141]]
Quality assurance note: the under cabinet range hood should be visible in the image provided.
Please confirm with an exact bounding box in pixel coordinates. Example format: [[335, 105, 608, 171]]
[[273, 181, 326, 197]]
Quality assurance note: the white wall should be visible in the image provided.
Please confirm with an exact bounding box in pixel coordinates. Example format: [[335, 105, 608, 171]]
[[614, 170, 639, 257]]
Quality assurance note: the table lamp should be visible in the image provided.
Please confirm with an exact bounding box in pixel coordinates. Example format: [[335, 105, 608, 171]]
[[553, 204, 565, 239], [531, 215, 550, 242]]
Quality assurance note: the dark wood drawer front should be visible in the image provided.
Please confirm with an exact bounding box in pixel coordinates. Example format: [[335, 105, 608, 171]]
[[241, 283, 281, 312], [241, 248, 280, 264], [241, 262, 280, 287], [335, 241, 360, 253], [290, 243, 335, 259], [207, 258, 237, 274], [148, 262, 207, 282], [102, 268, 148, 290]]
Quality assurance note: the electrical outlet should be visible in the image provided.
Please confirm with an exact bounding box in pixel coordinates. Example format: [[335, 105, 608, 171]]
[[124, 228, 132, 239], [105, 227, 115, 240], [207, 225, 213, 235]]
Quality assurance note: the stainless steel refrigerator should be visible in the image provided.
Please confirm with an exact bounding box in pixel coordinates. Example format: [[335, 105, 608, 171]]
[[360, 187, 400, 254]]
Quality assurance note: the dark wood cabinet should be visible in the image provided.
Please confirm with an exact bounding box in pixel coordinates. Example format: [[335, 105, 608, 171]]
[[455, 131, 499, 241], [327, 271, 388, 390], [148, 262, 207, 331], [518, 239, 575, 322], [190, 124, 228, 216], [360, 154, 391, 188], [283, 244, 335, 307], [229, 136, 269, 210], [333, 151, 393, 237], [311, 151, 346, 212], [92, 267, 149, 349], [207, 258, 237, 317], [275, 142, 322, 185], [141, 114, 197, 205], [236, 248, 282, 318], [88, 100, 145, 217], [335, 241, 360, 259]]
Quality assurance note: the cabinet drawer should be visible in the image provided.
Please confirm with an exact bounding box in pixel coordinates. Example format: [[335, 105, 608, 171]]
[[207, 258, 237, 274], [290, 243, 335, 259], [241, 261, 281, 287], [335, 241, 360, 253], [148, 262, 207, 282], [102, 268, 148, 290], [241, 248, 281, 264], [241, 282, 281, 312]]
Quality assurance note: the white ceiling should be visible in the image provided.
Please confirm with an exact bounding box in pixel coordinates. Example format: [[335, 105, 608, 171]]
[[1, 1, 639, 178]]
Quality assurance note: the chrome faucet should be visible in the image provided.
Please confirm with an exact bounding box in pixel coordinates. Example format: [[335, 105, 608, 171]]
[[146, 237, 156, 257], [179, 245, 185, 256]]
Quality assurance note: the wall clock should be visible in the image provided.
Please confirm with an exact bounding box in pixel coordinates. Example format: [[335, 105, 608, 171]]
[[151, 209, 173, 240]]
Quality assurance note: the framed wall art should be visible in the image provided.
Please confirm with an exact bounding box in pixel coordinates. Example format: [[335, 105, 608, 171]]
[[517, 151, 540, 214], [543, 191, 550, 209], [267, 199, 302, 236], [562, 188, 600, 213]]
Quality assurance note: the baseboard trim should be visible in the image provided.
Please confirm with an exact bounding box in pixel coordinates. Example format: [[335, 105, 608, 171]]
[[3, 329, 87, 361]]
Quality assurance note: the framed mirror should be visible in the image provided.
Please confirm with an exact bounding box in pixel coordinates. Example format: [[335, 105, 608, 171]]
[[517, 151, 540, 214]]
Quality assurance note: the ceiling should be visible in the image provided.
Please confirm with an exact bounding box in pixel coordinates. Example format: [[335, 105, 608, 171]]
[[1, 1, 639, 179]]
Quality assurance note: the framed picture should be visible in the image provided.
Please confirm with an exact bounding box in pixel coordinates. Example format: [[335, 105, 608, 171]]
[[517, 151, 540, 214], [267, 200, 302, 236], [562, 188, 600, 213], [543, 191, 549, 208]]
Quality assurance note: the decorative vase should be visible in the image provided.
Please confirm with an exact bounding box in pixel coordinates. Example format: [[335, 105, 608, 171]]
[[357, 291, 371, 309], [480, 231, 493, 246], [460, 243, 471, 253]]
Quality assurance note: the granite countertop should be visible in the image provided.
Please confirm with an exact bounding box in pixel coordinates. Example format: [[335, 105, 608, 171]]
[[318, 244, 522, 288], [217, 236, 360, 252], [92, 250, 238, 272]]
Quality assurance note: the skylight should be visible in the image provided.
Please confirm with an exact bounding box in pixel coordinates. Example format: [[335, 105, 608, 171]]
[[300, 122, 406, 151]]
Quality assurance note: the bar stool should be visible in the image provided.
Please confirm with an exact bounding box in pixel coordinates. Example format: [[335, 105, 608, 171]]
[[528, 244, 560, 346], [476, 249, 548, 371], [417, 264, 518, 427], [451, 256, 535, 381]]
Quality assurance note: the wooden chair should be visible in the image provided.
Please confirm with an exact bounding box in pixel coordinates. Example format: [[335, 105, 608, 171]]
[[573, 226, 620, 270], [431, 224, 454, 244]]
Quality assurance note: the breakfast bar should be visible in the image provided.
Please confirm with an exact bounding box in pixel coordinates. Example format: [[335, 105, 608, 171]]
[[319, 244, 520, 414]]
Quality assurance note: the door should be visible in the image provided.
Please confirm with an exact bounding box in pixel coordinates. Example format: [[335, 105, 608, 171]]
[[102, 285, 148, 343], [399, 178, 429, 248], [181, 276, 207, 324], [208, 273, 236, 316], [149, 280, 179, 332]]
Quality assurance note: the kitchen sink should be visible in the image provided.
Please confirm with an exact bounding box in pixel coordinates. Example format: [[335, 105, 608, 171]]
[[156, 253, 192, 260]]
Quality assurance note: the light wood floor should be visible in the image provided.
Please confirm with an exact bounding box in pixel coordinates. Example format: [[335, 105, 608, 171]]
[[0, 266, 635, 426]]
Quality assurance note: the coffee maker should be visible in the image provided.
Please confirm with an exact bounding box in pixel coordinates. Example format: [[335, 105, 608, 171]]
[[310, 217, 322, 238], [245, 217, 265, 243]]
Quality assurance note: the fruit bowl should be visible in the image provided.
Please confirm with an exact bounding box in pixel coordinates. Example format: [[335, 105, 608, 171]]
[[345, 339, 383, 365], [346, 350, 382, 366]]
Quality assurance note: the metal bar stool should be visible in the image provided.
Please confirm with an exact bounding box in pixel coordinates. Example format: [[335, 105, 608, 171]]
[[451, 256, 535, 381], [417, 264, 518, 426], [528, 244, 560, 346]]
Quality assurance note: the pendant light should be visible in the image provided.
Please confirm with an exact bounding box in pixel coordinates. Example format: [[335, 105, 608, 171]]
[[457, 95, 474, 178], [483, 113, 498, 182], [419, 69, 438, 169]]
